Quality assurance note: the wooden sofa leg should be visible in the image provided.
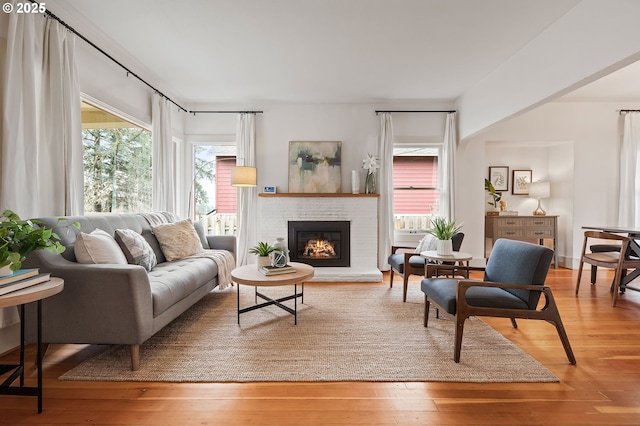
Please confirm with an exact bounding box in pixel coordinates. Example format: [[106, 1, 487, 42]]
[[130, 344, 140, 371], [402, 274, 409, 303], [389, 270, 394, 288]]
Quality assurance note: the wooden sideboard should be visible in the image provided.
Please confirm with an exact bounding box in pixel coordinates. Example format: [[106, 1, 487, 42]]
[[485, 215, 558, 268]]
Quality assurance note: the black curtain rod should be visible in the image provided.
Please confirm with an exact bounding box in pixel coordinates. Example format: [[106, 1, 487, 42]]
[[189, 111, 264, 115], [36, 1, 188, 113], [620, 109, 640, 113], [375, 110, 456, 115]]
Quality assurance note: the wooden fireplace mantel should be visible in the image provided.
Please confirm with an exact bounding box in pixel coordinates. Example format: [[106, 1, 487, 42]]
[[258, 193, 379, 198]]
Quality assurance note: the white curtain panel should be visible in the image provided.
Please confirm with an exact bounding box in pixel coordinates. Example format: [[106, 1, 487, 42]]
[[151, 93, 176, 213], [1, 8, 83, 328], [235, 113, 258, 267], [440, 112, 457, 221], [618, 112, 640, 227], [1, 8, 83, 218], [378, 112, 395, 270]]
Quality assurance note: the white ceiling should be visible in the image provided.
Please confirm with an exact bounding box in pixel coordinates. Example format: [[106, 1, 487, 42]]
[[50, 0, 639, 104]]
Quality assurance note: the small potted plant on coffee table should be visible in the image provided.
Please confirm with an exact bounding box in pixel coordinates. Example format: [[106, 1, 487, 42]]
[[249, 242, 277, 269]]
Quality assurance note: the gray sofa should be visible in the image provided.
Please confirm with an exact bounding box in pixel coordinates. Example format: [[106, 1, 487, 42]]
[[21, 213, 235, 370]]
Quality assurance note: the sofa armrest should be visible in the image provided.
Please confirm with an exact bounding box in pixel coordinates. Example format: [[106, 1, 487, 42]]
[[22, 251, 154, 345], [206, 235, 237, 258]]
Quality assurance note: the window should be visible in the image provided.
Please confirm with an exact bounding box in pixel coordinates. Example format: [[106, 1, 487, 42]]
[[81, 101, 152, 213], [393, 147, 440, 231], [191, 144, 237, 235]]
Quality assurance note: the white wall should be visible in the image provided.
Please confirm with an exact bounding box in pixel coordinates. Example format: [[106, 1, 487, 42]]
[[457, 0, 640, 140], [183, 101, 454, 195], [458, 100, 640, 268]]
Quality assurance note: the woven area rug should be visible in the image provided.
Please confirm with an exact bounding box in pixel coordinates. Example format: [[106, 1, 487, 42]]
[[59, 283, 558, 383]]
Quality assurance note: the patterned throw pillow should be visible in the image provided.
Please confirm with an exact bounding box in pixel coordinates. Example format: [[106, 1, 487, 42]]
[[114, 229, 158, 272], [151, 219, 203, 261], [74, 229, 128, 265]]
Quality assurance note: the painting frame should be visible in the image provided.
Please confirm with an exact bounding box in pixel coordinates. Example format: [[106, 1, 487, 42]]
[[488, 166, 509, 191], [512, 170, 532, 195], [288, 141, 342, 193]]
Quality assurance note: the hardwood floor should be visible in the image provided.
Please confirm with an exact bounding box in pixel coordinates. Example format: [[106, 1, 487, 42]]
[[1, 267, 640, 425]]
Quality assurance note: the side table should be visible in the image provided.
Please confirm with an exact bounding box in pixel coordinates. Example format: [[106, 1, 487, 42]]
[[0, 278, 63, 413], [420, 250, 473, 279]]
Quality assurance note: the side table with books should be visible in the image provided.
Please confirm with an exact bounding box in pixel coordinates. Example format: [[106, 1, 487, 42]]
[[0, 271, 63, 413]]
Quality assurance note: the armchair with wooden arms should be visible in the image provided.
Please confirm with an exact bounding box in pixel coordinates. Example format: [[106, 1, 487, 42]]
[[388, 232, 464, 302], [421, 238, 575, 364], [576, 231, 640, 306]]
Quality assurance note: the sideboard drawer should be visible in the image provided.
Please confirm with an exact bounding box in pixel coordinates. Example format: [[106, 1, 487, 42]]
[[497, 229, 525, 238], [496, 218, 524, 227], [525, 218, 555, 227], [525, 228, 554, 238]]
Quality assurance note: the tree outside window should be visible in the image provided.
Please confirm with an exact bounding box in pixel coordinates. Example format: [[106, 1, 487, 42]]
[[81, 102, 152, 213]]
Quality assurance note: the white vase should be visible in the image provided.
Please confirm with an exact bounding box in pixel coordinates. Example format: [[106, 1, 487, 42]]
[[351, 170, 360, 194], [436, 239, 453, 256]]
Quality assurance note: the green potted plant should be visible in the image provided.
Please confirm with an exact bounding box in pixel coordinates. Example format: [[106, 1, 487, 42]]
[[484, 178, 502, 213], [249, 241, 277, 269], [0, 210, 68, 276], [427, 217, 463, 256]]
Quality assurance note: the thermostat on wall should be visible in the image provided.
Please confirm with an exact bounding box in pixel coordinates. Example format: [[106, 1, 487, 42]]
[[263, 186, 277, 193]]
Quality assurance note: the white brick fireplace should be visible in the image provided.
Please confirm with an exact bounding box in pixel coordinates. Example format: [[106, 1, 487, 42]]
[[257, 194, 382, 282]]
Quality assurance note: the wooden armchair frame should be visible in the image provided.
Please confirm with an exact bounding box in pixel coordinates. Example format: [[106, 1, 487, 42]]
[[576, 231, 640, 306], [424, 279, 576, 364]]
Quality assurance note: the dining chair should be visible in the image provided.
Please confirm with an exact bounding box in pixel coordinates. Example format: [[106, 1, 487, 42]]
[[388, 233, 464, 302], [421, 238, 575, 364], [576, 231, 640, 306]]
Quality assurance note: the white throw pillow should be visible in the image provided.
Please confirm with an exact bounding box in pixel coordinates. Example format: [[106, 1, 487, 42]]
[[152, 219, 203, 261], [74, 229, 128, 264], [414, 234, 438, 254]]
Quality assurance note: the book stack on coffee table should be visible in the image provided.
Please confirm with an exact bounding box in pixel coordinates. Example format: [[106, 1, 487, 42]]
[[0, 269, 51, 296], [259, 264, 297, 276]]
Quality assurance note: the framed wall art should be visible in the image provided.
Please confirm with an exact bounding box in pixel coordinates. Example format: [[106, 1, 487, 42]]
[[488, 166, 509, 191], [512, 170, 532, 195], [288, 141, 342, 193]]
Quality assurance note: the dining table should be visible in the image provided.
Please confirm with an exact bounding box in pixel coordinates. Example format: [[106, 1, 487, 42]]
[[581, 225, 640, 292]]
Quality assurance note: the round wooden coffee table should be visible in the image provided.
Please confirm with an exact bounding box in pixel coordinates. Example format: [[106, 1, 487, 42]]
[[231, 262, 314, 325]]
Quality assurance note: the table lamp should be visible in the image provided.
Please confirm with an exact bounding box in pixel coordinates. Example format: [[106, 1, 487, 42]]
[[529, 181, 550, 216]]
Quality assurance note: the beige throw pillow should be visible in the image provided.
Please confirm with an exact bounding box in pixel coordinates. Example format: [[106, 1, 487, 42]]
[[152, 219, 203, 261], [74, 229, 128, 264]]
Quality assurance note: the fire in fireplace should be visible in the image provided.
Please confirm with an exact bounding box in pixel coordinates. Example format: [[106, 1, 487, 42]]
[[288, 221, 350, 267]]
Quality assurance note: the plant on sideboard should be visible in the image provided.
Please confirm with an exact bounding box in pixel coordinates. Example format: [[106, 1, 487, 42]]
[[0, 210, 72, 274], [484, 178, 502, 209]]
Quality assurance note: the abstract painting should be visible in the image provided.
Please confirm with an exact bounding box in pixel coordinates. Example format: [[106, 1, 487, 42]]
[[288, 141, 342, 193]]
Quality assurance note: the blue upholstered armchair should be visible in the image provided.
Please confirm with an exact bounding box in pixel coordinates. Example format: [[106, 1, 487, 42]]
[[421, 238, 576, 364], [388, 233, 464, 302]]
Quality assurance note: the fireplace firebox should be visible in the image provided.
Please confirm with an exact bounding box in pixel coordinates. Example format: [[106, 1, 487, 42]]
[[288, 221, 350, 267]]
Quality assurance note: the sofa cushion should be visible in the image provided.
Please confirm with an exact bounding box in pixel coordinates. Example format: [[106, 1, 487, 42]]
[[114, 229, 158, 272], [148, 257, 219, 316], [74, 229, 128, 265], [152, 219, 203, 261]]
